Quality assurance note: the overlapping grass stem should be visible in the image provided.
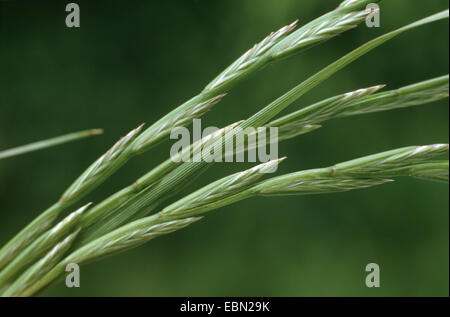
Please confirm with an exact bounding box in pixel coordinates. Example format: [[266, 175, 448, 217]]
[[0, 0, 448, 296]]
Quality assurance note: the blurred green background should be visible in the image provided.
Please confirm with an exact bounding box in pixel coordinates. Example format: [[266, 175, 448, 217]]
[[0, 0, 448, 296]]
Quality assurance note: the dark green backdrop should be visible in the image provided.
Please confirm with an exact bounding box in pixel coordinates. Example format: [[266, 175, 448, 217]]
[[0, 0, 448, 296]]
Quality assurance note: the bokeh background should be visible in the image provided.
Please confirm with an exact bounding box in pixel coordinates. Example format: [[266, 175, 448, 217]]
[[0, 0, 448, 296]]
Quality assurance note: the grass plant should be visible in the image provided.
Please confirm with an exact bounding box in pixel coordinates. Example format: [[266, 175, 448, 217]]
[[0, 0, 448, 296]]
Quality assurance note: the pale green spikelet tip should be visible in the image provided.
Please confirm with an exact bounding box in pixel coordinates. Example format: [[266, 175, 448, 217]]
[[342, 84, 386, 100], [48, 202, 91, 235], [339, 0, 360, 7], [88, 129, 104, 136], [412, 143, 449, 156], [204, 20, 298, 91], [258, 156, 287, 173]]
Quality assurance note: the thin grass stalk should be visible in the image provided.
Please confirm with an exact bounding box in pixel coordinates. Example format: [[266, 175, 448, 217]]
[[0, 129, 102, 161]]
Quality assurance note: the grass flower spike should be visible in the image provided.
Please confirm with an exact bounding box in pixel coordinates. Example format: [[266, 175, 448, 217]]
[[0, 1, 448, 297]]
